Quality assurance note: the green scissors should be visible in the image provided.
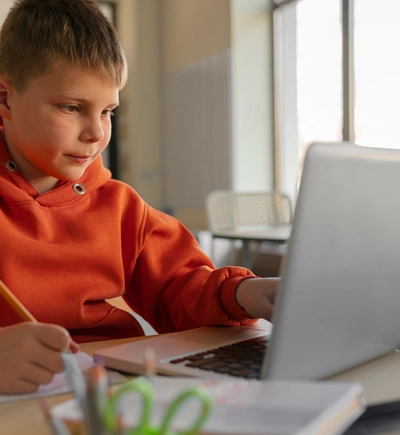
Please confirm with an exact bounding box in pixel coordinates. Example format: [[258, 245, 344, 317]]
[[102, 377, 213, 435]]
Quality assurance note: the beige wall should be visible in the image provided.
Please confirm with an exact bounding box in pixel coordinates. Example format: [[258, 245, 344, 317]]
[[161, 0, 230, 73], [115, 0, 163, 209]]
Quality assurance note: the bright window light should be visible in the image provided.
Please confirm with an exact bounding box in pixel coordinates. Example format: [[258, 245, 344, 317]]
[[354, 0, 400, 148]]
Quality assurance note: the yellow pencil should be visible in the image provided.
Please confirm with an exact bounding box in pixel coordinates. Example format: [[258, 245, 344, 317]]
[[0, 279, 37, 322]]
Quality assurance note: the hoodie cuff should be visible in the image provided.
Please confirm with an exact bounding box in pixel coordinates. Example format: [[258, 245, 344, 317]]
[[220, 276, 258, 322]]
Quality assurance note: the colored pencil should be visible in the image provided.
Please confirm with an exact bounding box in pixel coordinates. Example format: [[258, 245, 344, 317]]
[[144, 346, 156, 382], [86, 365, 110, 435], [37, 398, 71, 435]]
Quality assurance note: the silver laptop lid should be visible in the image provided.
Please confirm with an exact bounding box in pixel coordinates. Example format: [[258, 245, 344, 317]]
[[263, 142, 400, 381]]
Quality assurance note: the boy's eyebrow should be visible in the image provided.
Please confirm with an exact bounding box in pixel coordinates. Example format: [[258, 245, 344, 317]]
[[58, 92, 120, 107]]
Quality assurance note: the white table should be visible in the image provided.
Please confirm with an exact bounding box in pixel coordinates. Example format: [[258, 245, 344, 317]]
[[211, 224, 291, 268]]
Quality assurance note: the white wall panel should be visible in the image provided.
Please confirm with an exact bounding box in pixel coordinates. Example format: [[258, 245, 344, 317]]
[[163, 50, 232, 209]]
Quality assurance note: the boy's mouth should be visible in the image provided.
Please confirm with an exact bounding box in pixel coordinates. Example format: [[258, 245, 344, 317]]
[[67, 155, 91, 164]]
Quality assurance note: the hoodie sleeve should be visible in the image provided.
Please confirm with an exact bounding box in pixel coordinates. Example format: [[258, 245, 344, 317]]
[[123, 203, 258, 334]]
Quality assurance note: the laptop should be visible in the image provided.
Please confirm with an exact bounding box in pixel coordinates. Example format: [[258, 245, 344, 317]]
[[94, 142, 400, 394]]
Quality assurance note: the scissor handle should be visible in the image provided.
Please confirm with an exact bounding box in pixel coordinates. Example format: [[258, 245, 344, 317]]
[[102, 377, 153, 434], [159, 387, 213, 435]]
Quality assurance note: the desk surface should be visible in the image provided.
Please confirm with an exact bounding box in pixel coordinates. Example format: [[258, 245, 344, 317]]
[[3, 336, 400, 435], [329, 350, 400, 406]]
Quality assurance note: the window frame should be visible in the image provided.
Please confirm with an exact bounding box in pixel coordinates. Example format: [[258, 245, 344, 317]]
[[272, 0, 356, 190]]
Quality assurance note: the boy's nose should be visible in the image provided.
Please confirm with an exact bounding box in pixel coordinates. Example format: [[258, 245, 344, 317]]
[[80, 118, 105, 143]]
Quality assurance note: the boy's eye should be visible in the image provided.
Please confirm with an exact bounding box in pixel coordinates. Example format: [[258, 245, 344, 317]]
[[62, 105, 79, 113], [102, 109, 115, 117]]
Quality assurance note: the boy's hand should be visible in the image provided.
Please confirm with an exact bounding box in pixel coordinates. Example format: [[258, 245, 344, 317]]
[[236, 277, 280, 321], [0, 323, 79, 394]]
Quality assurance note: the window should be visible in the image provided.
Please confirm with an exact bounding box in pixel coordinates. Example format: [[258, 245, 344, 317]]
[[354, 0, 400, 148], [273, 0, 400, 203], [274, 0, 341, 201]]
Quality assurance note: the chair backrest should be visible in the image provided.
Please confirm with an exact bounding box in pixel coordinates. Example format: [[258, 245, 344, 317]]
[[205, 190, 292, 232]]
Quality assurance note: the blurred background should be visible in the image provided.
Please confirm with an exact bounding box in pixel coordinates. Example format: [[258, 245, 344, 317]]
[[1, 0, 399, 244]]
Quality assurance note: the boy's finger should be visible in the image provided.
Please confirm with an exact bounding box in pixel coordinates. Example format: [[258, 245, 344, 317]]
[[69, 340, 80, 353], [29, 345, 65, 374], [0, 378, 38, 395], [33, 323, 73, 352], [22, 362, 56, 386]]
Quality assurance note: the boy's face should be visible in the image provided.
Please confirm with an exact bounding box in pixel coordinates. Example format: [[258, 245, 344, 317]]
[[0, 60, 119, 193]]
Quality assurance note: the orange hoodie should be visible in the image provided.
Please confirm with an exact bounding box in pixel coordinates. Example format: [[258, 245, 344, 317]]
[[0, 130, 256, 342]]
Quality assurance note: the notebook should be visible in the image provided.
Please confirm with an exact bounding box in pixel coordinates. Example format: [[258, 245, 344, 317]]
[[95, 142, 400, 401]]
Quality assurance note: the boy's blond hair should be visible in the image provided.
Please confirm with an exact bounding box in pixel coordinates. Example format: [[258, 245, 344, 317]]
[[0, 0, 127, 92]]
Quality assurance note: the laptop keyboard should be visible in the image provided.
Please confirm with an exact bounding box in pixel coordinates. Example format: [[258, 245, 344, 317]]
[[169, 335, 269, 379]]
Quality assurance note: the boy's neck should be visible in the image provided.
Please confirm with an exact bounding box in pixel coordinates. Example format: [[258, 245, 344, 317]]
[[30, 176, 60, 195]]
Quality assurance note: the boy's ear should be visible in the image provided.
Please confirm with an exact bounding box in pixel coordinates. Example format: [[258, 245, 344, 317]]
[[0, 76, 12, 119]]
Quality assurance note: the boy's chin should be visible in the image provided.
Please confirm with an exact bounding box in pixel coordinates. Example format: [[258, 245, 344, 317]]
[[60, 167, 90, 182]]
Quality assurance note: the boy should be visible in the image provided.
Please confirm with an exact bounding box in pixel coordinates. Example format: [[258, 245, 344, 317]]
[[0, 0, 278, 394]]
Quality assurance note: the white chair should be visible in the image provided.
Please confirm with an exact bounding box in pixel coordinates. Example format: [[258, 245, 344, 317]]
[[205, 190, 292, 269]]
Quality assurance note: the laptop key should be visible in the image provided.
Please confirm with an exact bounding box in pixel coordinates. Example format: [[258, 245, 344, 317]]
[[228, 367, 254, 377], [170, 358, 186, 364], [185, 358, 217, 368], [197, 361, 229, 371]]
